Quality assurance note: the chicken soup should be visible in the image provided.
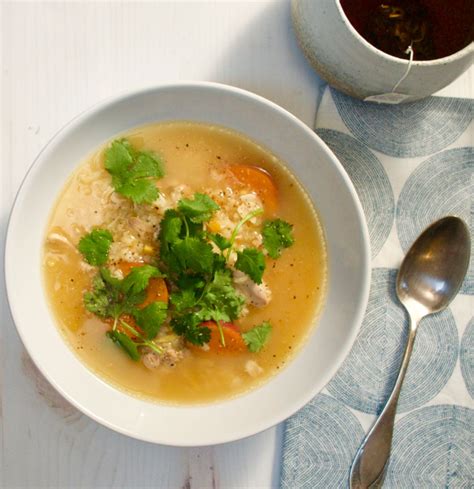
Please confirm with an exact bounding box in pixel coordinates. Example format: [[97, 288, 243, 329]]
[[43, 121, 327, 404]]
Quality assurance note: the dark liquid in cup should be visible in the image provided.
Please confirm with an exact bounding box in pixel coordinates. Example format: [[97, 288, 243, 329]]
[[340, 0, 474, 60]]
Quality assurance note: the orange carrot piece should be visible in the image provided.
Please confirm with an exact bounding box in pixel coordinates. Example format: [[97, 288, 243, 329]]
[[117, 261, 169, 304], [110, 262, 169, 337], [190, 321, 247, 354], [228, 165, 278, 215]]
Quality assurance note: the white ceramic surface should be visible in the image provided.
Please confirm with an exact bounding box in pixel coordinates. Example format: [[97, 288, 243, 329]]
[[292, 0, 474, 102], [5, 82, 370, 446]]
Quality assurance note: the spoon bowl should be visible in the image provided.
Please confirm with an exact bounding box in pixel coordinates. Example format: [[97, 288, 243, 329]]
[[350, 216, 471, 489], [397, 216, 471, 316]]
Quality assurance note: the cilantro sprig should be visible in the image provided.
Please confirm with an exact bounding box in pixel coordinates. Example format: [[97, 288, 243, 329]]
[[105, 139, 165, 204], [235, 248, 266, 284], [78, 229, 113, 266], [81, 185, 295, 357], [242, 321, 272, 352], [262, 219, 294, 259], [84, 265, 167, 360]]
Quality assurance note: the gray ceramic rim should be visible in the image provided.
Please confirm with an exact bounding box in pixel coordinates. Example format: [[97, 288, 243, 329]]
[[5, 82, 371, 445]]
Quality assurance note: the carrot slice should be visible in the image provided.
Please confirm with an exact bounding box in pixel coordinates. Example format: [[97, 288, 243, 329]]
[[117, 261, 168, 304], [109, 262, 169, 337], [189, 321, 247, 354], [228, 165, 278, 215]]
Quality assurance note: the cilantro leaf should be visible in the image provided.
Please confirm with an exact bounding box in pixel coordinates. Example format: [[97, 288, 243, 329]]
[[178, 193, 220, 223], [78, 229, 113, 266], [235, 248, 266, 284], [104, 139, 164, 204], [121, 264, 162, 296], [242, 321, 272, 352], [199, 269, 245, 322], [170, 288, 198, 313], [117, 179, 159, 205], [105, 139, 134, 175], [132, 301, 168, 339], [262, 219, 294, 259], [106, 330, 140, 361], [171, 314, 211, 346], [172, 237, 215, 275], [206, 232, 231, 251], [83, 274, 111, 317], [130, 152, 165, 179], [159, 210, 183, 248]]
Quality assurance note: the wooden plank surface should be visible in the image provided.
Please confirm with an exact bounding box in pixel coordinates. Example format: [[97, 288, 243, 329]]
[[0, 2, 321, 487], [1, 1, 471, 488]]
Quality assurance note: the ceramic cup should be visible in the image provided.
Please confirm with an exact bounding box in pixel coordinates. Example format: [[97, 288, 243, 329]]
[[292, 0, 474, 103]]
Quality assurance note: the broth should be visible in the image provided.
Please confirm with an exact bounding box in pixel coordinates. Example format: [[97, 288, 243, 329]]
[[43, 122, 327, 404]]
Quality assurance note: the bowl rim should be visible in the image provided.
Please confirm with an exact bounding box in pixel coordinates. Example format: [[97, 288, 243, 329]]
[[4, 81, 371, 446]]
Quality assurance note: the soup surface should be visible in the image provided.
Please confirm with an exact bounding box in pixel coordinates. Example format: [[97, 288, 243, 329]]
[[43, 122, 327, 404]]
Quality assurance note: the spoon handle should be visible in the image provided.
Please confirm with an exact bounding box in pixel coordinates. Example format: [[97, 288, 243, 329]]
[[349, 313, 419, 489]]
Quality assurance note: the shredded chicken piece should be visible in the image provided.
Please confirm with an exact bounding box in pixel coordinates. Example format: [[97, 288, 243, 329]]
[[232, 270, 272, 307], [142, 350, 161, 369], [47, 232, 73, 247], [140, 341, 187, 370], [245, 360, 264, 377]]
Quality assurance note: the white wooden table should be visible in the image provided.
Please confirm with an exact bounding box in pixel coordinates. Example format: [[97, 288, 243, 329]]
[[1, 2, 471, 488]]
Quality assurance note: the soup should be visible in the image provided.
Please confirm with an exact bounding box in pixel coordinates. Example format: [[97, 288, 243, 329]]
[[43, 122, 327, 404]]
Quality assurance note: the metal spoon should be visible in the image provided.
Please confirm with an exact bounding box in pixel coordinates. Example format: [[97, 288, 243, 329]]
[[350, 216, 471, 489]]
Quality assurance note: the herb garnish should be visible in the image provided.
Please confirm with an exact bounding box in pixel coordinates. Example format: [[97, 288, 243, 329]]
[[78, 229, 113, 266], [242, 321, 272, 352], [84, 265, 167, 360], [262, 219, 294, 259], [81, 183, 295, 357], [235, 248, 266, 284], [104, 139, 165, 204]]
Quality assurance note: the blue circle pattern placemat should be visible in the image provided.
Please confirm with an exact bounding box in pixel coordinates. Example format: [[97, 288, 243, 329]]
[[281, 394, 364, 489], [327, 268, 458, 414], [331, 88, 473, 158], [460, 318, 474, 399], [281, 89, 473, 489], [384, 405, 474, 488], [316, 129, 394, 258]]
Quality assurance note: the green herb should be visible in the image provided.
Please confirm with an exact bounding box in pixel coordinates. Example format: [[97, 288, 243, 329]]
[[104, 139, 164, 204], [171, 314, 211, 346], [235, 248, 266, 284], [106, 330, 140, 361], [225, 208, 264, 259], [178, 193, 220, 223], [198, 269, 245, 323], [78, 229, 113, 266], [262, 219, 294, 259], [121, 264, 163, 296], [206, 232, 231, 251], [172, 237, 215, 275], [242, 321, 272, 352], [83, 264, 166, 359], [170, 288, 199, 312], [133, 301, 168, 339], [84, 189, 295, 355]]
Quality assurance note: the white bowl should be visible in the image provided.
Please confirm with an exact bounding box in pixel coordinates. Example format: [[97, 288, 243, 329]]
[[5, 82, 370, 446], [292, 0, 474, 102]]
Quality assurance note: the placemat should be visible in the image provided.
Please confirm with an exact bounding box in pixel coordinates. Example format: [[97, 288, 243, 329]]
[[280, 87, 473, 489]]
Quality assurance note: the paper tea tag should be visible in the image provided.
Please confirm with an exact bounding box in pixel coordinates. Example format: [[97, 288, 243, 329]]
[[364, 92, 411, 104]]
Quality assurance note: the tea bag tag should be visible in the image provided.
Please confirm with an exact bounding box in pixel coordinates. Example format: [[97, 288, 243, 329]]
[[364, 92, 411, 104], [364, 45, 414, 104]]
